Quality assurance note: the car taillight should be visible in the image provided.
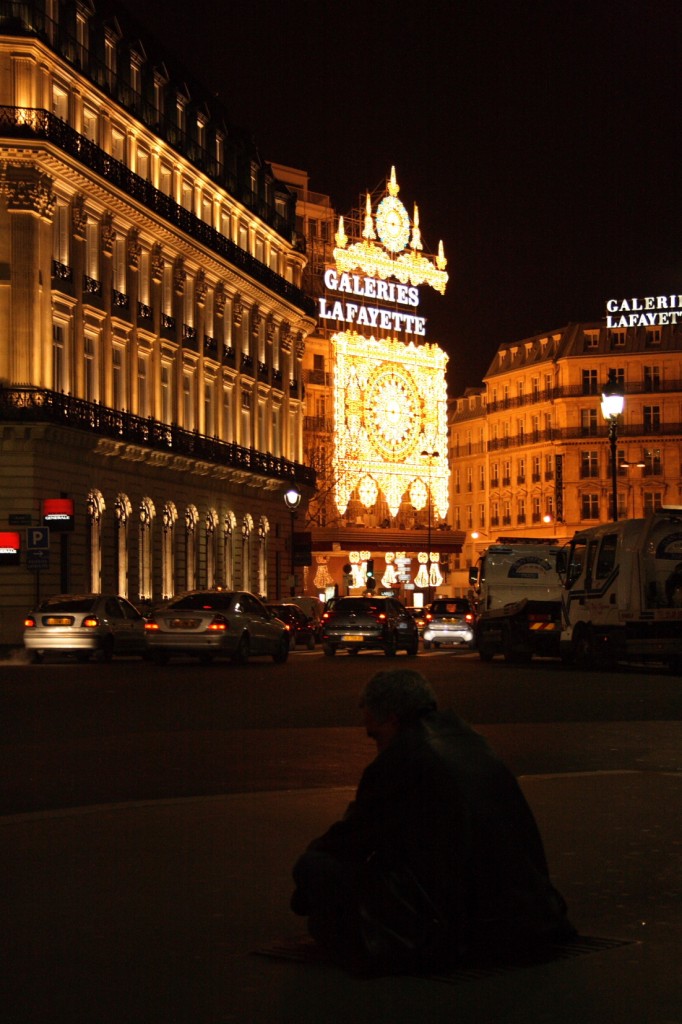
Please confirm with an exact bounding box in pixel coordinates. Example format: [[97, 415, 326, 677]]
[[144, 618, 159, 631], [321, 611, 330, 621], [24, 616, 36, 628], [207, 614, 228, 631], [425, 613, 433, 622], [82, 616, 100, 628], [465, 613, 474, 622], [377, 613, 387, 621]]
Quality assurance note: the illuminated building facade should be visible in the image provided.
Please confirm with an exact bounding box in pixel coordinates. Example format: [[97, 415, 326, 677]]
[[0, 2, 316, 645], [274, 165, 464, 602], [449, 320, 682, 593]]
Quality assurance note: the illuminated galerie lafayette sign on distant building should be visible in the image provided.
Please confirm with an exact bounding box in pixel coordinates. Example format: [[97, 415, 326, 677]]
[[319, 167, 451, 591], [605, 295, 682, 327]]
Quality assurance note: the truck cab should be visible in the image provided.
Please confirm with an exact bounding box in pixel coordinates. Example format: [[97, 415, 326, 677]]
[[560, 508, 682, 670], [469, 541, 565, 662]]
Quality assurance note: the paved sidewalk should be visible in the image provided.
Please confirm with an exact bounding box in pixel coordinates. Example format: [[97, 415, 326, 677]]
[[2, 771, 682, 1023]]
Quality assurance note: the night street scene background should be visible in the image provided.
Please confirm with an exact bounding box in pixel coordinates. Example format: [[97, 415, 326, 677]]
[[128, 0, 682, 392]]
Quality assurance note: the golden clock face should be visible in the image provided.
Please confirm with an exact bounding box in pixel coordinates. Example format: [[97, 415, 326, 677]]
[[375, 195, 410, 253], [364, 365, 420, 460]]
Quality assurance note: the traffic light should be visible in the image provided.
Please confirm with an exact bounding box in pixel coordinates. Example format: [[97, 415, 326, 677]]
[[365, 559, 376, 590]]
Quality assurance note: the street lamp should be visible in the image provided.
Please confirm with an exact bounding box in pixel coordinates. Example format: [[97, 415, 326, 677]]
[[283, 484, 301, 596], [421, 449, 439, 602], [600, 371, 625, 523]]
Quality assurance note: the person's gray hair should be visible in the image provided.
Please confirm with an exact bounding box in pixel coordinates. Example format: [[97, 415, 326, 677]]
[[359, 669, 438, 724]]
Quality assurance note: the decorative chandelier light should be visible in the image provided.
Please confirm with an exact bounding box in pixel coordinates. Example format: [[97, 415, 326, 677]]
[[332, 332, 449, 520], [333, 167, 448, 294]]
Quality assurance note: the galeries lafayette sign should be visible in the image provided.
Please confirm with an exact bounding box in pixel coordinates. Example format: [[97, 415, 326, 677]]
[[605, 295, 682, 327]]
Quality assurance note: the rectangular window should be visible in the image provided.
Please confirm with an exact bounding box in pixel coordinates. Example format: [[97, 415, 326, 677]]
[[84, 334, 97, 402], [183, 372, 194, 430], [52, 83, 68, 121], [222, 387, 232, 442], [161, 364, 172, 423], [111, 129, 125, 162], [137, 356, 147, 418], [581, 493, 600, 519], [644, 493, 663, 514], [581, 409, 598, 436], [596, 534, 618, 579], [582, 369, 598, 395], [580, 451, 599, 478], [52, 323, 65, 392], [644, 365, 661, 391], [204, 382, 214, 436], [644, 448, 662, 475], [112, 347, 124, 409], [85, 220, 99, 281], [82, 106, 98, 142], [643, 406, 661, 433]]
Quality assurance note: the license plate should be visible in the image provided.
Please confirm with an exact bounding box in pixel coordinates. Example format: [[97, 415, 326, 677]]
[[342, 634, 364, 642], [45, 617, 73, 626], [170, 618, 200, 629]]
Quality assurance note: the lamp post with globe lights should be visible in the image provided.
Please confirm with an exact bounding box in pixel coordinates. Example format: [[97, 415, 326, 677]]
[[420, 449, 439, 603], [283, 484, 301, 596], [600, 371, 625, 523]]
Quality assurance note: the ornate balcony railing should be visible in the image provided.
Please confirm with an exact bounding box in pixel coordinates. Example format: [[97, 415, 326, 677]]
[[0, 105, 316, 318], [0, 385, 315, 487]]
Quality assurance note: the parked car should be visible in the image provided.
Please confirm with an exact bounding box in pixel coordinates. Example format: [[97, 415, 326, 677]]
[[144, 590, 289, 664], [23, 593, 147, 662], [422, 597, 476, 649], [320, 595, 419, 657], [266, 603, 317, 649]]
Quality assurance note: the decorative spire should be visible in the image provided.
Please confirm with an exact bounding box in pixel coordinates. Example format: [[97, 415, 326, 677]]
[[387, 165, 399, 197], [410, 203, 423, 251], [335, 215, 348, 249], [362, 193, 376, 240], [436, 239, 447, 271]]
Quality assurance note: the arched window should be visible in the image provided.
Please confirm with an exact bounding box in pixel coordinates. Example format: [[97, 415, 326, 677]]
[[223, 511, 236, 589], [138, 497, 155, 602], [241, 513, 254, 592], [185, 504, 199, 591], [162, 502, 177, 599], [206, 508, 219, 589], [114, 493, 132, 597], [257, 516, 269, 598], [86, 489, 106, 592]]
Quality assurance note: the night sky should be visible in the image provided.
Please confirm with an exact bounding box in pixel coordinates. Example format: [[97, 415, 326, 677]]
[[122, 0, 682, 394]]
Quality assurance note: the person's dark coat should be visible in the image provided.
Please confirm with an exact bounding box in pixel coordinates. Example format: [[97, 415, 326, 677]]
[[296, 710, 571, 961]]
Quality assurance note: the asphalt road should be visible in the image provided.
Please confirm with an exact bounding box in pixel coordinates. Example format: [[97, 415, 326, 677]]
[[2, 646, 682, 814]]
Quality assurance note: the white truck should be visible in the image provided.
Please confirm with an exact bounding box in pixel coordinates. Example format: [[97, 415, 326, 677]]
[[560, 508, 682, 671], [468, 541, 565, 662]]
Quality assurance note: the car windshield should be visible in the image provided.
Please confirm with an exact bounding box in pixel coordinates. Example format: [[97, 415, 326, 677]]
[[269, 606, 302, 620], [38, 596, 98, 612], [170, 593, 235, 611], [431, 600, 471, 615], [334, 599, 387, 615]]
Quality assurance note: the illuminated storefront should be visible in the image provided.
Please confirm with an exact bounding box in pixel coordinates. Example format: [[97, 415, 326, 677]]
[[275, 164, 465, 602]]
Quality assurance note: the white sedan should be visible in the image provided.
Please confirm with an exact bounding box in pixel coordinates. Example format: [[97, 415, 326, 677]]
[[144, 590, 290, 665]]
